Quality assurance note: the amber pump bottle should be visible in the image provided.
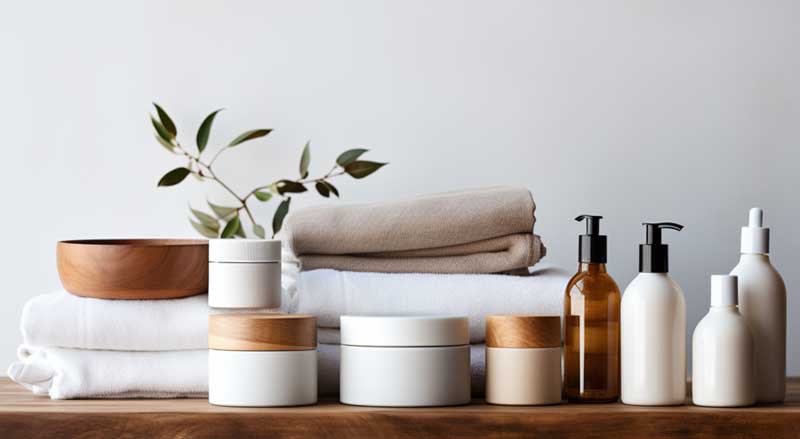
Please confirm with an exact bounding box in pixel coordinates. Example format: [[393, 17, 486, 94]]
[[564, 215, 621, 402]]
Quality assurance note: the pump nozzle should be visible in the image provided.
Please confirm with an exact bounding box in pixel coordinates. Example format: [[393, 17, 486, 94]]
[[639, 222, 683, 273], [643, 222, 684, 245], [575, 214, 606, 263], [575, 215, 602, 235]]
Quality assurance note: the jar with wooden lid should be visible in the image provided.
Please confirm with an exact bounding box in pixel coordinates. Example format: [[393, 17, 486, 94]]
[[485, 315, 562, 405], [208, 314, 317, 406]]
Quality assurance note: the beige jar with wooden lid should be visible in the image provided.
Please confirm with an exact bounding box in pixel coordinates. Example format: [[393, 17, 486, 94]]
[[485, 315, 562, 405], [209, 314, 317, 407]]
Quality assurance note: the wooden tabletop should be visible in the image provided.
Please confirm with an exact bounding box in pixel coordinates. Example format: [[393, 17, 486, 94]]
[[1, 377, 798, 438]]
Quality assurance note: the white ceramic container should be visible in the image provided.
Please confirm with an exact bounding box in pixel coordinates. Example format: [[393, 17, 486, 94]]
[[208, 239, 281, 308], [339, 315, 471, 407], [208, 314, 317, 407], [692, 275, 755, 407], [485, 316, 561, 405]]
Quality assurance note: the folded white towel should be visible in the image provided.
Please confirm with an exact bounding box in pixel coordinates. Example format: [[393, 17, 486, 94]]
[[291, 267, 569, 344], [7, 345, 207, 399], [21, 292, 210, 351], [20, 292, 288, 351]]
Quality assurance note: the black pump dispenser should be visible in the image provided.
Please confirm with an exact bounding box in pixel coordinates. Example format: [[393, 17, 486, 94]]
[[639, 222, 683, 273], [575, 215, 607, 263]]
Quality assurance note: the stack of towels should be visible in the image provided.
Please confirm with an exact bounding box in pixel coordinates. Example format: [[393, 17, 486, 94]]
[[8, 186, 569, 399], [282, 186, 569, 395]]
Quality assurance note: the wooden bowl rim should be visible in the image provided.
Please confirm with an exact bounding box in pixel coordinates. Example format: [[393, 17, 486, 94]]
[[58, 239, 208, 247]]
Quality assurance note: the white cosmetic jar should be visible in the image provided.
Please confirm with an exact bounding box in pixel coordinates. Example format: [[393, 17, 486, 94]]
[[208, 239, 281, 308], [485, 315, 562, 405], [339, 315, 471, 407], [208, 314, 317, 407]]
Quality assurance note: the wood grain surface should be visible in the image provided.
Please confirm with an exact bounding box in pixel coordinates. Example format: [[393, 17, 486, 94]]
[[209, 314, 317, 351], [1, 378, 798, 438], [57, 239, 208, 300], [486, 315, 561, 348]]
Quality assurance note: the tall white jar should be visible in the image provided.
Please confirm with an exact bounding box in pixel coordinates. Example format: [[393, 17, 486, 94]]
[[692, 275, 755, 407], [208, 314, 317, 407], [208, 239, 281, 309], [340, 315, 471, 407]]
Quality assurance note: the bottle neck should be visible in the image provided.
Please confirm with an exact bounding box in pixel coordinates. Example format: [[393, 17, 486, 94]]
[[710, 305, 739, 312], [578, 262, 607, 274], [739, 253, 770, 262]]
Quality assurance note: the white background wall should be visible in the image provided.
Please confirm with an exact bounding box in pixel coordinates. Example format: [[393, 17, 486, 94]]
[[0, 0, 797, 375]]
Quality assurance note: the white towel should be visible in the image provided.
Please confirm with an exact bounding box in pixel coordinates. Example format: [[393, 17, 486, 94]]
[[7, 345, 207, 399], [20, 292, 210, 351], [20, 292, 288, 351], [291, 267, 569, 344]]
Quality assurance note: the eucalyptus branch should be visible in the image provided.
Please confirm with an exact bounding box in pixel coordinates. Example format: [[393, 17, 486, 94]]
[[150, 103, 388, 239]]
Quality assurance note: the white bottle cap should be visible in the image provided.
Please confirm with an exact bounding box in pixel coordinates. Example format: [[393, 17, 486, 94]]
[[710, 274, 738, 307], [740, 207, 769, 254]]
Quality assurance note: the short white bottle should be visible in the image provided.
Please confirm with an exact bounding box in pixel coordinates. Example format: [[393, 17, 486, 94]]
[[730, 207, 786, 403], [692, 275, 755, 407], [621, 222, 686, 406]]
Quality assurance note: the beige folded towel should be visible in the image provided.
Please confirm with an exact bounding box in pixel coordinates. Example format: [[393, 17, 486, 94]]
[[284, 186, 546, 274]]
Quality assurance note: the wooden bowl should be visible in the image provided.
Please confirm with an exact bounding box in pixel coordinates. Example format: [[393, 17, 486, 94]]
[[57, 239, 208, 300]]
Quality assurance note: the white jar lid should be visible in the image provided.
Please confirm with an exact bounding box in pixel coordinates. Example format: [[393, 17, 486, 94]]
[[209, 239, 281, 262], [340, 315, 469, 347]]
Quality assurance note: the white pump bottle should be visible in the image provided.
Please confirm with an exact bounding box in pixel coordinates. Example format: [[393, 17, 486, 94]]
[[730, 208, 786, 403], [621, 222, 686, 406]]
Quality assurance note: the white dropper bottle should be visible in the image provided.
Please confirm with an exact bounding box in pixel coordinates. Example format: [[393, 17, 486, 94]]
[[692, 275, 755, 407], [730, 207, 786, 403]]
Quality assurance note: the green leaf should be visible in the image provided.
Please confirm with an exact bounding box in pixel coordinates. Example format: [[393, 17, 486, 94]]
[[157, 167, 191, 187], [254, 191, 272, 202], [228, 129, 272, 147], [315, 181, 330, 198], [208, 201, 239, 221], [323, 181, 339, 197], [253, 224, 266, 239], [299, 140, 311, 179], [190, 220, 218, 238], [272, 197, 291, 237], [234, 222, 246, 238], [190, 207, 219, 231], [275, 180, 307, 195], [196, 109, 223, 154], [151, 115, 174, 143], [220, 215, 241, 239], [344, 160, 387, 179], [153, 103, 176, 137], [155, 134, 175, 153], [336, 148, 368, 166]]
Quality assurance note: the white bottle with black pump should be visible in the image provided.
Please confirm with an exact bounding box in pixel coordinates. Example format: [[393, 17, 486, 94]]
[[730, 207, 786, 403], [692, 275, 755, 407], [621, 222, 686, 406]]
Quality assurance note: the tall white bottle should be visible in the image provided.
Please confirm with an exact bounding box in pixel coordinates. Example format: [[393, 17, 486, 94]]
[[692, 275, 755, 407], [621, 222, 686, 406], [730, 207, 786, 403]]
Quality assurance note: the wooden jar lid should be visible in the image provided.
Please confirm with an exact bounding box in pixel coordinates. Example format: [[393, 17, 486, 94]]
[[209, 314, 317, 351], [486, 315, 560, 349]]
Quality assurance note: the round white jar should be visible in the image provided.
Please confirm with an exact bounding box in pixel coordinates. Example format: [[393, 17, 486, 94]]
[[339, 315, 471, 407], [208, 239, 281, 308], [208, 314, 317, 407], [485, 315, 562, 405]]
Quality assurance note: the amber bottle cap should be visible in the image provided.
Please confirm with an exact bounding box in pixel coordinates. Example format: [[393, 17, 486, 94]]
[[209, 314, 317, 351], [486, 315, 561, 349]]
